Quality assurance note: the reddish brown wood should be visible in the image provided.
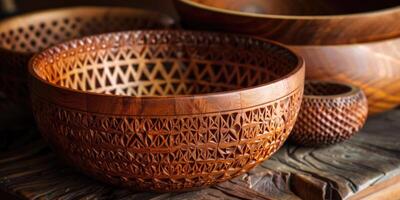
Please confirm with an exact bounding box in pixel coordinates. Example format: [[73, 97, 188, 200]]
[[174, 0, 400, 114], [291, 41, 400, 115], [0, 6, 174, 112], [29, 30, 305, 191], [290, 81, 368, 146], [174, 0, 400, 45]]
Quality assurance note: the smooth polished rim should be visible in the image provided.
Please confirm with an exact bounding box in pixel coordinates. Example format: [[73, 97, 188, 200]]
[[303, 81, 361, 99], [178, 0, 400, 20]]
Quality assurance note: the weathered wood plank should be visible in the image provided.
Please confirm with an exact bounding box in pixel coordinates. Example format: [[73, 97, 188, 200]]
[[0, 109, 399, 200]]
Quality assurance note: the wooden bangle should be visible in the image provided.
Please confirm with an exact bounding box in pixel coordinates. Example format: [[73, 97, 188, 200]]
[[29, 30, 305, 191], [290, 81, 368, 146]]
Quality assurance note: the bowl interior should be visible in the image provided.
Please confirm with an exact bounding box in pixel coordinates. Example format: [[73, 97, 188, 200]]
[[304, 82, 352, 96], [32, 31, 299, 97], [190, 0, 400, 16], [0, 7, 172, 53]]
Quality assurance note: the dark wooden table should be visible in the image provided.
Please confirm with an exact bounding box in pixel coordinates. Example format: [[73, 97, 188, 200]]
[[1, 108, 400, 200]]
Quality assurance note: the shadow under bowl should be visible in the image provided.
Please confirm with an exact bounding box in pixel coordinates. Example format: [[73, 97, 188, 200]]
[[29, 30, 304, 191]]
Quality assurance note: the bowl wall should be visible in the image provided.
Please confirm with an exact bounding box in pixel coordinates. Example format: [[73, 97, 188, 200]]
[[30, 30, 305, 191], [189, 0, 399, 16], [292, 39, 400, 114], [175, 0, 400, 45]]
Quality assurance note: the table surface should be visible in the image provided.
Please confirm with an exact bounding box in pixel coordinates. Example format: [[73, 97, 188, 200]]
[[1, 108, 400, 200]]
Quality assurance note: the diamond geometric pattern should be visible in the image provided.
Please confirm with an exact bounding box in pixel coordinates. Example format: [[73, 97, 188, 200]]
[[291, 82, 368, 146], [33, 90, 302, 191]]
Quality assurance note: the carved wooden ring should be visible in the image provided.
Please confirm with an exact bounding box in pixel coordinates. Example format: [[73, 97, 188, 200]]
[[290, 81, 368, 146], [0, 6, 174, 110], [29, 30, 305, 191]]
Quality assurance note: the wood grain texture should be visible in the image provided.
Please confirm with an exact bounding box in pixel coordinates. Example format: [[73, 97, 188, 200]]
[[29, 30, 305, 191], [291, 81, 368, 146], [1, 109, 400, 200], [292, 39, 400, 114], [349, 175, 400, 200], [174, 0, 400, 114], [175, 0, 400, 45]]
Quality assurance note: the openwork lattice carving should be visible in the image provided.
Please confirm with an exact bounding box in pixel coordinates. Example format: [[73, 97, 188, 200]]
[[0, 7, 174, 107], [33, 32, 297, 96], [30, 30, 305, 191], [290, 81, 368, 146]]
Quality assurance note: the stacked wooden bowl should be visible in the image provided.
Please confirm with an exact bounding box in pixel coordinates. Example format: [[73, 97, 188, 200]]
[[175, 0, 400, 114]]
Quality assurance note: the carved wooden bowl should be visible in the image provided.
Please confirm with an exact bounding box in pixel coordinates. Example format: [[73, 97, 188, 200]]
[[175, 0, 400, 114], [290, 81, 368, 146], [29, 30, 305, 191], [0, 6, 174, 110]]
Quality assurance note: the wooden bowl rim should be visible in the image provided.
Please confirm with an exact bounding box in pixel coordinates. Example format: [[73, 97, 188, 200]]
[[0, 6, 175, 55], [28, 30, 305, 99], [178, 0, 400, 20], [29, 30, 304, 101], [290, 34, 400, 47], [303, 81, 361, 99]]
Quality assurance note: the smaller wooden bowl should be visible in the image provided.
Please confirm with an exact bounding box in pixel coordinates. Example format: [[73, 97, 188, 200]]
[[290, 81, 368, 146]]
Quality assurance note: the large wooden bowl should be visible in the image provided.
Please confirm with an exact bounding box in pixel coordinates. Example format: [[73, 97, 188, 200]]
[[0, 6, 174, 111], [175, 0, 400, 45], [175, 0, 400, 114], [29, 30, 305, 191]]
